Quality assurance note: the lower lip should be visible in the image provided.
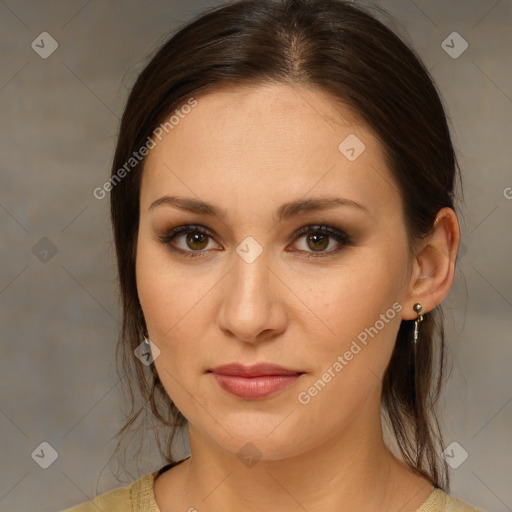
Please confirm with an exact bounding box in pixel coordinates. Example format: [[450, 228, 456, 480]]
[[211, 373, 303, 399]]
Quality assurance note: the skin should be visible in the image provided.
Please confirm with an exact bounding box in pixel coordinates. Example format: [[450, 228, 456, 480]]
[[135, 83, 460, 512]]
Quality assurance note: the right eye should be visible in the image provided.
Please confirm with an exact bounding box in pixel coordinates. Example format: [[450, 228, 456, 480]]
[[157, 224, 222, 258]]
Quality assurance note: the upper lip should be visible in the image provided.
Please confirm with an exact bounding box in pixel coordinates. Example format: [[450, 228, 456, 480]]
[[209, 363, 304, 377]]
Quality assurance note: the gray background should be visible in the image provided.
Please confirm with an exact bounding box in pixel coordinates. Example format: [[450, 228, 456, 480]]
[[0, 1, 510, 511]]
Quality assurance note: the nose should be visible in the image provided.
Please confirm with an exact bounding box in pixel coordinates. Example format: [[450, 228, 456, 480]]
[[217, 250, 288, 344]]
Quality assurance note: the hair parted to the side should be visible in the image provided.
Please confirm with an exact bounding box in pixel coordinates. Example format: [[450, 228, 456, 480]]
[[109, 0, 461, 491]]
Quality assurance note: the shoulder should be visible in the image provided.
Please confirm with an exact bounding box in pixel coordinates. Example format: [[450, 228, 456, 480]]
[[62, 470, 159, 512], [418, 488, 486, 512], [443, 492, 486, 512]]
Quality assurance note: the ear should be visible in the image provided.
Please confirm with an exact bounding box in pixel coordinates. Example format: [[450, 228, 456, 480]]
[[402, 207, 461, 320]]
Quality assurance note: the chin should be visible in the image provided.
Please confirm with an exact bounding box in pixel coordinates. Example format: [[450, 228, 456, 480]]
[[198, 417, 310, 463]]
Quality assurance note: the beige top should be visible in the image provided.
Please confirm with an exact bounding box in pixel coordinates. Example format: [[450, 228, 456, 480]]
[[64, 464, 485, 512]]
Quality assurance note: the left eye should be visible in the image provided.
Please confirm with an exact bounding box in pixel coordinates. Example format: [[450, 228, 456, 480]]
[[289, 225, 352, 257]]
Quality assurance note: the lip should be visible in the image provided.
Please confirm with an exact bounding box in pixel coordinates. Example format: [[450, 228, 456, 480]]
[[209, 363, 305, 400], [210, 363, 304, 377]]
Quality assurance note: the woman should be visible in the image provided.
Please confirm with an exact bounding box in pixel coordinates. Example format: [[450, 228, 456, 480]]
[[65, 0, 485, 510]]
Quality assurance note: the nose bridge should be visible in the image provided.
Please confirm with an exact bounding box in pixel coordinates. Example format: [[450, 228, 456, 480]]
[[218, 244, 282, 342], [228, 232, 271, 298], [230, 246, 272, 312]]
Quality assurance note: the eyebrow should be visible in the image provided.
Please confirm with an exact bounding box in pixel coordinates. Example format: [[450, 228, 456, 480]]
[[148, 195, 369, 222]]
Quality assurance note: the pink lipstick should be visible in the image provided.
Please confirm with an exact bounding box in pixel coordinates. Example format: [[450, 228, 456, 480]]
[[209, 363, 305, 400]]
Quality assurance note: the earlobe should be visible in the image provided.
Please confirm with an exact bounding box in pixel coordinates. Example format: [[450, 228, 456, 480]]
[[402, 207, 460, 320]]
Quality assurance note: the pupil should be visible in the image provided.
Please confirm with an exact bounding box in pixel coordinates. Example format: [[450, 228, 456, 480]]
[[308, 233, 328, 251], [187, 233, 207, 250]]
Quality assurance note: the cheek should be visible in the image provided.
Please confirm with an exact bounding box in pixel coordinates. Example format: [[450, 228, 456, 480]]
[[136, 248, 208, 410], [298, 246, 408, 393], [309, 256, 406, 340], [135, 236, 218, 372], [293, 267, 404, 427], [136, 233, 198, 331]]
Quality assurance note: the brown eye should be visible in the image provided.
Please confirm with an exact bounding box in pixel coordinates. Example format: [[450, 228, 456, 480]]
[[186, 232, 209, 251], [306, 232, 329, 251], [158, 225, 220, 258], [290, 225, 353, 258]]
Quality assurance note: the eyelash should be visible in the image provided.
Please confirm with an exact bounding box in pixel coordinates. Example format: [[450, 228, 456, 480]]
[[157, 224, 353, 259]]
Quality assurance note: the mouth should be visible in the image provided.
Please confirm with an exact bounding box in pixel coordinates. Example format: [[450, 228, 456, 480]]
[[208, 363, 306, 400]]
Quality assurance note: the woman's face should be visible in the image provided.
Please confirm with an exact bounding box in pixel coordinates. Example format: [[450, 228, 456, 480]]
[[136, 83, 415, 460]]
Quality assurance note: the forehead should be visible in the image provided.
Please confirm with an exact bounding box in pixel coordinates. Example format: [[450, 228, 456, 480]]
[[140, 83, 400, 217], [153, 83, 368, 152]]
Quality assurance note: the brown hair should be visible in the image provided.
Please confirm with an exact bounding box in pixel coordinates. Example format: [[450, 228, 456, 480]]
[[110, 0, 460, 490]]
